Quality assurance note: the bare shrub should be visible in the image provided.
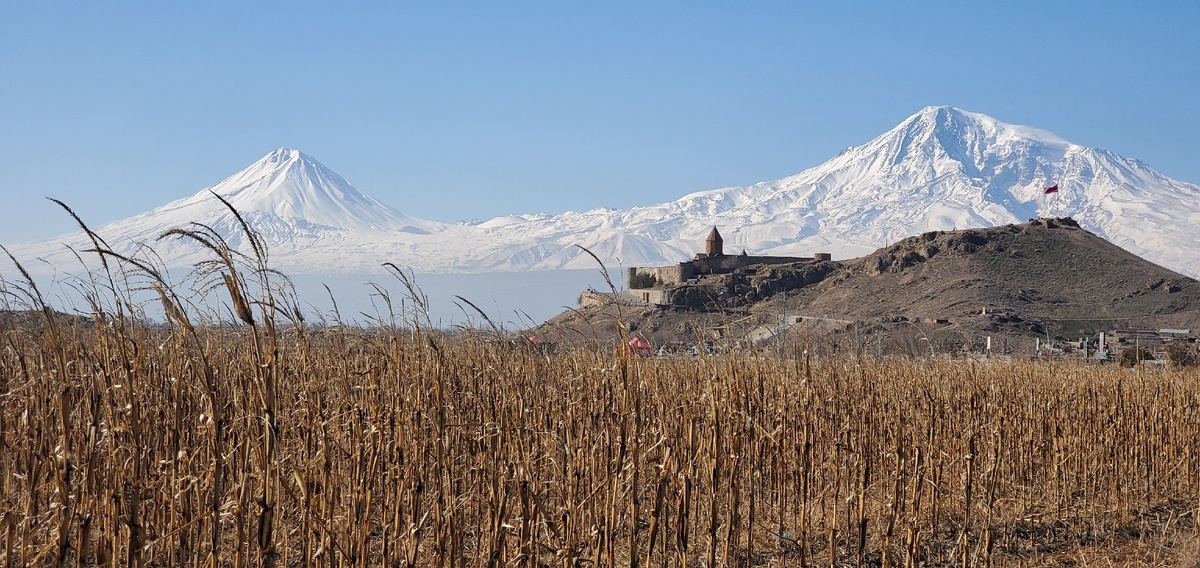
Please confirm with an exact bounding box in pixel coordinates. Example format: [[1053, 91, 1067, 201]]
[[1165, 341, 1199, 367], [1118, 345, 1156, 367]]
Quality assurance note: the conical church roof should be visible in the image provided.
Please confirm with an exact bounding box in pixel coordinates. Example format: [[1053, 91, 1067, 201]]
[[705, 227, 723, 256]]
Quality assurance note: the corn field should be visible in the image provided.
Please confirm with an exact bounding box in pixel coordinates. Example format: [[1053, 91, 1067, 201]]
[[3, 305, 1199, 566]]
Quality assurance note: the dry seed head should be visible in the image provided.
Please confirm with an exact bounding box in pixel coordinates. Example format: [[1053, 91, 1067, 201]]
[[154, 283, 193, 334], [223, 272, 255, 326]]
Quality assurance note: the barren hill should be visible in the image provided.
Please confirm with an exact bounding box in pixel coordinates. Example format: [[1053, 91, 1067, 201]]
[[775, 217, 1200, 331], [538, 218, 1200, 352]]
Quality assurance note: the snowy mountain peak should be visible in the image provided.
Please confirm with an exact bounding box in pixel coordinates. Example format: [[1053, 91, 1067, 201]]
[[904, 105, 1070, 147], [210, 148, 352, 207], [235, 147, 319, 181], [260, 147, 305, 163], [876, 106, 1070, 170], [169, 148, 431, 234], [804, 105, 1081, 206]]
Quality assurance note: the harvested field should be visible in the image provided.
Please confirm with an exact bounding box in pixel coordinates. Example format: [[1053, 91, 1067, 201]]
[[2, 314, 1198, 566]]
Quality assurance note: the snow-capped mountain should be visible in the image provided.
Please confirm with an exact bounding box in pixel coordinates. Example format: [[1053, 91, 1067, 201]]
[[186, 148, 436, 234], [12, 107, 1200, 278], [13, 149, 459, 272], [115, 148, 442, 239], [472, 105, 1200, 276]]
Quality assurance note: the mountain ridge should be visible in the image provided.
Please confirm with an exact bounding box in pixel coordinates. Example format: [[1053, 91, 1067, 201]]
[[10, 107, 1200, 278]]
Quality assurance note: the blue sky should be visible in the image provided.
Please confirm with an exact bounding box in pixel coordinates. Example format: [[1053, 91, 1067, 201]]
[[2, 2, 1197, 245]]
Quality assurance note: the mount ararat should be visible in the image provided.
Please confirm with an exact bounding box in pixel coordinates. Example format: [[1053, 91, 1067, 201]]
[[12, 106, 1200, 279]]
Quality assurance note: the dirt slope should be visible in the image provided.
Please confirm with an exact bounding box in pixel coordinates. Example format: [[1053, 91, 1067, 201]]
[[770, 218, 1200, 333]]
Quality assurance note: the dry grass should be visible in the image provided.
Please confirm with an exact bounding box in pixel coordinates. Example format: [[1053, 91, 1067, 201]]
[[2, 310, 1199, 566]]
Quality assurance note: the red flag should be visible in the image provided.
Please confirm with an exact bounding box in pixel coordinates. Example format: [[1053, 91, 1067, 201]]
[[1043, 184, 1059, 194]]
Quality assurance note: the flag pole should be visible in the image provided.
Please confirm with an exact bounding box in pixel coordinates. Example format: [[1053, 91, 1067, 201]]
[[1040, 184, 1046, 219]]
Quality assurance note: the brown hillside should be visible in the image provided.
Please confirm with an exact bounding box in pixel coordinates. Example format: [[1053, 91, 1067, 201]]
[[538, 218, 1200, 351], [768, 217, 1200, 335]]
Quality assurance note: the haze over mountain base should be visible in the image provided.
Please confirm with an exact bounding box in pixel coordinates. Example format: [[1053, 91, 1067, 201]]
[[286, 269, 617, 328], [5, 263, 615, 328]]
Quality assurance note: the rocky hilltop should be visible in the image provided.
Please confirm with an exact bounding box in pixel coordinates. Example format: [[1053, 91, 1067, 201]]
[[538, 218, 1200, 354]]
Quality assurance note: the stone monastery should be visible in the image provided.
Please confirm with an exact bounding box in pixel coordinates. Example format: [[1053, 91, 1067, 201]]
[[623, 227, 831, 306]]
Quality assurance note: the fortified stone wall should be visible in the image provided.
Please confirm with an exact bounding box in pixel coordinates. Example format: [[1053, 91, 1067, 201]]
[[690, 254, 814, 275], [627, 265, 693, 289], [625, 288, 673, 305], [579, 290, 657, 308]]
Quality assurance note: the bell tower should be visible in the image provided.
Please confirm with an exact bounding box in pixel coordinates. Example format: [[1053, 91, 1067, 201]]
[[705, 227, 724, 257]]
